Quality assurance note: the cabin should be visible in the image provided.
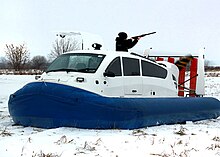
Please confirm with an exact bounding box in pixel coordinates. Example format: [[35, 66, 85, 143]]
[[42, 50, 179, 98]]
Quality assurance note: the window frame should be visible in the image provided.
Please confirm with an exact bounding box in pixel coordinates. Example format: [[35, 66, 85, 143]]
[[141, 60, 167, 79], [122, 57, 140, 76], [105, 57, 122, 77]]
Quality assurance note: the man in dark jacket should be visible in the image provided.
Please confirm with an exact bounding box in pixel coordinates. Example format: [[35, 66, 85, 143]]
[[115, 32, 140, 52]]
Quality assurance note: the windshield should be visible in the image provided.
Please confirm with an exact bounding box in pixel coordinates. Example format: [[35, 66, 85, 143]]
[[46, 53, 105, 73]]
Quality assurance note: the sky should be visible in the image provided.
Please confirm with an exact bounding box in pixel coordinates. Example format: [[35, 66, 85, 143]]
[[0, 0, 220, 63]]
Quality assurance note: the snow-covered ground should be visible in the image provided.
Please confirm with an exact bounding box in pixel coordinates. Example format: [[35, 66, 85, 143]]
[[0, 75, 220, 157]]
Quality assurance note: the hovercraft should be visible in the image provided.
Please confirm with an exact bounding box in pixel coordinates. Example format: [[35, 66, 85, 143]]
[[8, 47, 220, 129]]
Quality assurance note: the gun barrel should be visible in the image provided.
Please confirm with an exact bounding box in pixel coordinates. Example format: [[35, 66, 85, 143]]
[[144, 31, 156, 36], [132, 32, 156, 39]]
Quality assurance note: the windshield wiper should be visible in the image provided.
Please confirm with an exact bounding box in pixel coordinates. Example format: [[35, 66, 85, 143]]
[[77, 68, 96, 73], [46, 68, 97, 73], [46, 68, 77, 73]]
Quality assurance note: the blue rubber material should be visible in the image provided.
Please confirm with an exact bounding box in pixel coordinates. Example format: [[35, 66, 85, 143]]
[[8, 82, 220, 129]]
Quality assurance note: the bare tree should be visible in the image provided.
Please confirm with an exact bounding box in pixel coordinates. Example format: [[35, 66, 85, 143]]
[[5, 44, 30, 71], [31, 55, 48, 70], [49, 37, 80, 60]]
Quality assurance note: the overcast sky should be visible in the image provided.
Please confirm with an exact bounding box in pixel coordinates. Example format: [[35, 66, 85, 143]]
[[1, 0, 220, 62]]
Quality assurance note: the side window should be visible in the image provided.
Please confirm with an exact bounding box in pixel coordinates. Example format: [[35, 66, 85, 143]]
[[105, 57, 122, 76], [123, 57, 140, 76], [141, 60, 167, 79]]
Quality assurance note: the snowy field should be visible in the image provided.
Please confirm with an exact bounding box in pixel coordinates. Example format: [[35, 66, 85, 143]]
[[0, 75, 220, 157]]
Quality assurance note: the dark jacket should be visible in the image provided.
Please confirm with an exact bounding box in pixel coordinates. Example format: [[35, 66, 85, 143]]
[[115, 37, 138, 52]]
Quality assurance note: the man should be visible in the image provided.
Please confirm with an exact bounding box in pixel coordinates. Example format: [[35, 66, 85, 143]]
[[115, 32, 141, 52]]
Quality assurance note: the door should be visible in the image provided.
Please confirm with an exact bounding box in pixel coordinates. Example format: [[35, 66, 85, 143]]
[[122, 57, 142, 95], [103, 57, 124, 96]]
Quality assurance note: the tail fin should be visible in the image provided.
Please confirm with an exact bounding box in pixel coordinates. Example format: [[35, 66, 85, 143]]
[[176, 50, 205, 97], [195, 48, 205, 96]]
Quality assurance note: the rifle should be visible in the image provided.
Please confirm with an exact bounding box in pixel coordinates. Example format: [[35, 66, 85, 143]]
[[131, 32, 156, 39]]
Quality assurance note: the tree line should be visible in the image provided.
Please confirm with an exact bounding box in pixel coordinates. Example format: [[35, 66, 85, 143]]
[[0, 37, 80, 73], [0, 37, 216, 73]]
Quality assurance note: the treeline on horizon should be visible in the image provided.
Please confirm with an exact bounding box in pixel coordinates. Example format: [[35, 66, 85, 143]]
[[205, 66, 220, 71], [0, 40, 219, 74], [0, 38, 81, 74]]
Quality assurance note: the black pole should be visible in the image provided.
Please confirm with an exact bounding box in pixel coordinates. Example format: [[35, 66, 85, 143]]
[[82, 39, 83, 50], [178, 74, 198, 86]]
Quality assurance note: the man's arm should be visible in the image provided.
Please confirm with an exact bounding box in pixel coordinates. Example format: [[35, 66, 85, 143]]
[[127, 38, 139, 49]]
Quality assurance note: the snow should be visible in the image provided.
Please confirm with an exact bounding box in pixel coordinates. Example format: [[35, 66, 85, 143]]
[[0, 75, 220, 157]]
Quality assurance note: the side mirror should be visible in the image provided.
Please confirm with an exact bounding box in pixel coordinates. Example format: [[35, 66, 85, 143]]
[[103, 71, 115, 77]]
